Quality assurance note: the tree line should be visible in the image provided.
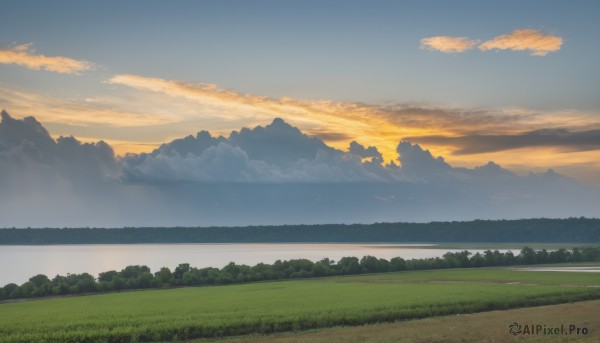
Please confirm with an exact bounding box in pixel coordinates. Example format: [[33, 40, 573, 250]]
[[1, 246, 599, 301], [1, 218, 599, 244]]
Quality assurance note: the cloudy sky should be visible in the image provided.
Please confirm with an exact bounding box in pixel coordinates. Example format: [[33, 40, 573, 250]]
[[1, 1, 599, 227]]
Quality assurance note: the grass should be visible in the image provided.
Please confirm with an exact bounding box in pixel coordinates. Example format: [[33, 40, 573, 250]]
[[0, 266, 599, 342], [218, 300, 600, 343]]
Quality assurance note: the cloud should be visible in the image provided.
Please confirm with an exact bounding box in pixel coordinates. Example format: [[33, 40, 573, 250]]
[[348, 141, 383, 162], [0, 85, 172, 127], [396, 141, 451, 176], [307, 131, 353, 142], [0, 110, 171, 227], [227, 118, 338, 167], [405, 129, 600, 155], [124, 142, 279, 183], [147, 118, 338, 167], [106, 73, 413, 161], [0, 43, 95, 74], [1, 111, 600, 227], [0, 110, 118, 181], [3, 72, 600, 181], [106, 74, 600, 165], [419, 36, 478, 53], [478, 29, 563, 56], [0, 84, 180, 156], [420, 29, 563, 57], [122, 118, 385, 183]]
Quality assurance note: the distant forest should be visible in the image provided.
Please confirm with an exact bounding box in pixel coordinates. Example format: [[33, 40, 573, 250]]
[[0, 218, 599, 244]]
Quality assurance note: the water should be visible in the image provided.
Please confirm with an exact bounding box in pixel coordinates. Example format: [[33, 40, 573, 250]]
[[515, 266, 600, 273], [1, 243, 503, 285]]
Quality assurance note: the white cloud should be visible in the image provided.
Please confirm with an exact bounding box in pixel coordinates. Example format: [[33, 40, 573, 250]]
[[0, 43, 95, 74]]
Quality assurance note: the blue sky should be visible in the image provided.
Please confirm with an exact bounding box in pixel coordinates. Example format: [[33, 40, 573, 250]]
[[2, 0, 599, 108]]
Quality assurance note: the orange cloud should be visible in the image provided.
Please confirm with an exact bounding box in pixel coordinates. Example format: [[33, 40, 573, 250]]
[[0, 84, 171, 127], [4, 74, 598, 178], [0, 43, 94, 74], [479, 29, 563, 56], [107, 74, 600, 164], [419, 36, 478, 53]]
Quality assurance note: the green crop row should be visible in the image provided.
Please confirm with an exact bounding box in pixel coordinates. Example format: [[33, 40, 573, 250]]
[[0, 267, 599, 342]]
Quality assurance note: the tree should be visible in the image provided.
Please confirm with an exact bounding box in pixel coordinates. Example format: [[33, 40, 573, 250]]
[[182, 271, 197, 286], [337, 257, 361, 274], [120, 265, 151, 279], [155, 267, 173, 285], [75, 273, 96, 293], [222, 262, 241, 278], [136, 272, 154, 288], [110, 276, 126, 291], [377, 258, 391, 272], [519, 247, 536, 264], [571, 247, 583, 262], [19, 282, 34, 298], [98, 270, 119, 283], [549, 249, 569, 263], [483, 250, 495, 266], [32, 283, 52, 297], [504, 250, 516, 265], [52, 282, 69, 295], [442, 251, 470, 268], [536, 249, 549, 264], [2, 283, 18, 299], [390, 257, 406, 271], [9, 288, 22, 299], [582, 247, 600, 261], [312, 258, 334, 277], [51, 275, 67, 286], [470, 252, 484, 267], [28, 274, 51, 288], [174, 263, 191, 280]]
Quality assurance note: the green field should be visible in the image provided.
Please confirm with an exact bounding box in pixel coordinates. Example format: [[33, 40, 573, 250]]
[[220, 300, 600, 343], [1, 267, 599, 342]]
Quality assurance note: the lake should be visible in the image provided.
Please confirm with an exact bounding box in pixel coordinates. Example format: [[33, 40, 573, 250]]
[[0, 243, 509, 285]]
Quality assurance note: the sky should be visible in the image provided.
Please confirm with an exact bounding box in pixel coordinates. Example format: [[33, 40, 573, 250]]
[[1, 1, 599, 227]]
